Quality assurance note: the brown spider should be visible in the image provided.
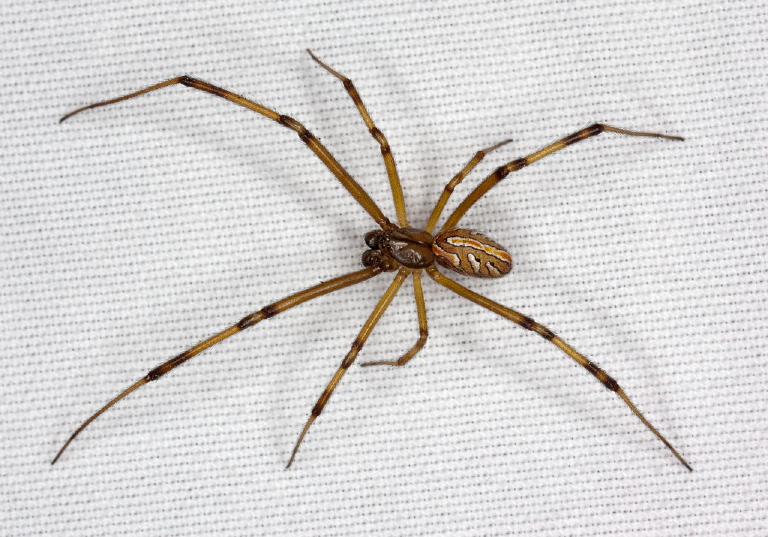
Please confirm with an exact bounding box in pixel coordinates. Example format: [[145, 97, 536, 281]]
[[53, 50, 691, 470]]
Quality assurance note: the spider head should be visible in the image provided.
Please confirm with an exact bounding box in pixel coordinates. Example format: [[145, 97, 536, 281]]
[[363, 228, 435, 270]]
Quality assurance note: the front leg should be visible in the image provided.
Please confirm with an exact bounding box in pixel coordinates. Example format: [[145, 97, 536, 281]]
[[60, 74, 393, 230], [308, 50, 409, 227], [442, 124, 683, 229]]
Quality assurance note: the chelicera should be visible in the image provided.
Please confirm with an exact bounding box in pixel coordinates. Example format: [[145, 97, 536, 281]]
[[53, 50, 691, 470]]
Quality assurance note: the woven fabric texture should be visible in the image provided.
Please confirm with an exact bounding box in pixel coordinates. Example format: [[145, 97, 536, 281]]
[[2, 1, 766, 535]]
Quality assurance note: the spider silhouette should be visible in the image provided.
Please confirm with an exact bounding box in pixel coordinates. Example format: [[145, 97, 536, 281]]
[[53, 50, 690, 470]]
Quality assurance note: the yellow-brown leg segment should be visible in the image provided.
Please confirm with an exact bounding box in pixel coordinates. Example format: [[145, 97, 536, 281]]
[[60, 75, 393, 230], [442, 124, 683, 230], [361, 270, 428, 367], [52, 266, 384, 465], [426, 266, 692, 471], [425, 138, 513, 234], [307, 50, 409, 227], [287, 268, 409, 467]]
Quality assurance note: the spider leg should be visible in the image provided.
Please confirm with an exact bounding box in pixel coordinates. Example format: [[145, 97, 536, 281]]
[[287, 268, 409, 467], [361, 269, 428, 367], [442, 124, 683, 230], [60, 76, 393, 230], [307, 50, 409, 227], [52, 266, 384, 465], [425, 138, 513, 234], [425, 266, 692, 471]]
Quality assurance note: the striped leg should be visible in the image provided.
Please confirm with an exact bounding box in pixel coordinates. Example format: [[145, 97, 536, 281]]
[[287, 268, 409, 467], [60, 75, 393, 230], [442, 124, 683, 230], [52, 266, 384, 465], [361, 269, 428, 367], [425, 138, 513, 234], [426, 266, 692, 471], [308, 50, 409, 227]]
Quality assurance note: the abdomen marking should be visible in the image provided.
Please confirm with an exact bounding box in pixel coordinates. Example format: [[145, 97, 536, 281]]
[[432, 228, 512, 278]]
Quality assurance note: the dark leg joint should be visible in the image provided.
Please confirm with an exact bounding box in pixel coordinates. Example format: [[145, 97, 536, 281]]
[[503, 158, 527, 174], [239, 304, 276, 329], [584, 360, 620, 392], [518, 315, 536, 331], [238, 313, 259, 330], [146, 368, 164, 382], [261, 304, 278, 319], [588, 123, 604, 135], [370, 128, 391, 155], [148, 361, 173, 381], [341, 353, 356, 369], [495, 166, 510, 180], [278, 114, 305, 132], [603, 375, 620, 392], [298, 129, 314, 144], [563, 124, 603, 146], [147, 351, 189, 381], [312, 391, 332, 416], [536, 326, 555, 341], [237, 315, 255, 330], [181, 77, 225, 98], [583, 360, 601, 378]]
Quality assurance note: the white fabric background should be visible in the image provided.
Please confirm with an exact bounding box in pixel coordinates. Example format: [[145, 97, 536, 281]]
[[2, 1, 766, 535]]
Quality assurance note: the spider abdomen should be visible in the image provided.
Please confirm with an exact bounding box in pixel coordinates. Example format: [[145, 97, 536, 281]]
[[432, 228, 512, 278]]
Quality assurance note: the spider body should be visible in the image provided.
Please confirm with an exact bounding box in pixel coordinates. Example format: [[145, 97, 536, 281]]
[[53, 50, 691, 471], [363, 227, 512, 278]]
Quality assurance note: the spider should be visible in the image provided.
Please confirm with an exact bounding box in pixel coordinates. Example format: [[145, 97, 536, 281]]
[[53, 50, 691, 471]]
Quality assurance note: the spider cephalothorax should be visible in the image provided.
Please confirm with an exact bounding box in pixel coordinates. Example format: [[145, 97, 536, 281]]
[[54, 50, 691, 471], [363, 228, 434, 269]]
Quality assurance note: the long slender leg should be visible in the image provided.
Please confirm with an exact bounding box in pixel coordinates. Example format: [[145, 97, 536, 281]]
[[52, 266, 384, 465], [60, 76, 393, 230], [361, 269, 428, 367], [425, 139, 513, 234], [287, 268, 409, 467], [442, 124, 683, 230], [426, 266, 692, 471], [307, 50, 409, 227]]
